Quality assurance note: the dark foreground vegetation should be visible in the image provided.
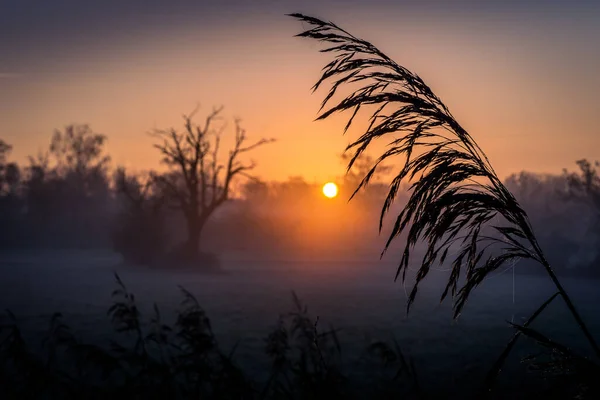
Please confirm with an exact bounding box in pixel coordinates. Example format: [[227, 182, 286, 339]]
[[1, 274, 599, 399], [0, 274, 423, 400]]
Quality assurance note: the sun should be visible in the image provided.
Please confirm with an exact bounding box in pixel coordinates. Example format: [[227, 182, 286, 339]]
[[322, 182, 338, 198]]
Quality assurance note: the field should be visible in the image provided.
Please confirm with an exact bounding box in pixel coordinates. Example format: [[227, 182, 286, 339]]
[[1, 249, 599, 398]]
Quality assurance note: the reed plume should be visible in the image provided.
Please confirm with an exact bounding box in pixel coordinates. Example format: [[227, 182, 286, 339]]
[[288, 12, 600, 393]]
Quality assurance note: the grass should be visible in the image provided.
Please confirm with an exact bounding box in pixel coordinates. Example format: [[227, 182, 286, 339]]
[[0, 273, 421, 399], [287, 12, 600, 398]]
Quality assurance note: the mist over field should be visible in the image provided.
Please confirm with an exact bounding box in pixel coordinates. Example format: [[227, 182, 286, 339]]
[[1, 128, 599, 398], [1, 149, 597, 272]]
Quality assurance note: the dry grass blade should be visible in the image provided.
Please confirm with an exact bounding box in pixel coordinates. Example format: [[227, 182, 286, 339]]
[[509, 323, 600, 382], [288, 12, 544, 318], [483, 291, 559, 396]]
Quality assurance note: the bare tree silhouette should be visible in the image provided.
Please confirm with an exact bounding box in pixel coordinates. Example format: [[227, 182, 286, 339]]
[[151, 105, 274, 266]]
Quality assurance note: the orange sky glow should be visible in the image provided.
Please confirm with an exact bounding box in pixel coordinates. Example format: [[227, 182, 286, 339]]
[[1, 4, 599, 184]]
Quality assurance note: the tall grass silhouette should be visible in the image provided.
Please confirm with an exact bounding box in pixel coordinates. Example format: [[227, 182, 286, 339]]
[[288, 12, 600, 397], [0, 273, 420, 399]]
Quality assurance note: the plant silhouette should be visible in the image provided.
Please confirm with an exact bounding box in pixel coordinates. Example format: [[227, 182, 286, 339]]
[[0, 274, 420, 399], [288, 12, 600, 397], [151, 106, 275, 267]]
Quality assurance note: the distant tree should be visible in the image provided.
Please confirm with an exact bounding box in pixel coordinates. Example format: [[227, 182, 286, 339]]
[[241, 179, 270, 203], [563, 159, 600, 216], [49, 124, 111, 199], [23, 125, 111, 206], [340, 152, 392, 188], [501, 171, 591, 273], [151, 105, 274, 266], [504, 171, 570, 220], [21, 125, 112, 247], [339, 152, 394, 208], [0, 139, 9, 164], [111, 168, 167, 265], [0, 139, 24, 247], [23, 152, 53, 224], [0, 139, 20, 197], [268, 176, 316, 206], [561, 159, 600, 270]]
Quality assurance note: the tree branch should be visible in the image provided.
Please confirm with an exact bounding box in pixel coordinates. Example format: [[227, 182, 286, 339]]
[[149, 105, 274, 238]]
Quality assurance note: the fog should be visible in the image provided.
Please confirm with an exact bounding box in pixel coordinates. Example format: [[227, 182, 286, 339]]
[[1, 133, 597, 274], [1, 127, 600, 398]]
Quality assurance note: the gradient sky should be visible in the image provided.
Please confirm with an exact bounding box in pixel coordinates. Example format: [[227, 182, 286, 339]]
[[1, 0, 599, 182]]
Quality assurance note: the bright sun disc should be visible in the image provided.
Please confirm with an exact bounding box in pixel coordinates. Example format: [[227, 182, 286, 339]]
[[322, 182, 338, 198]]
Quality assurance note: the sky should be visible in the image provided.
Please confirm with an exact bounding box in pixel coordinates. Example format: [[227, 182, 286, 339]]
[[1, 0, 599, 183]]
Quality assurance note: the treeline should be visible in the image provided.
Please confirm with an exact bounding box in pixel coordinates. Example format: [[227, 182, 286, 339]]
[[0, 115, 598, 273], [0, 126, 113, 249], [0, 112, 402, 266], [504, 162, 600, 277]]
